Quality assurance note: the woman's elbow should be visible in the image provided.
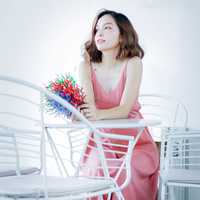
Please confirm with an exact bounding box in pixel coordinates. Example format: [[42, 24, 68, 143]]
[[120, 104, 132, 118]]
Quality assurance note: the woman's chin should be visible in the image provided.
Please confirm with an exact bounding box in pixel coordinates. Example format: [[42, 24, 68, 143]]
[[97, 46, 114, 52], [96, 46, 106, 51]]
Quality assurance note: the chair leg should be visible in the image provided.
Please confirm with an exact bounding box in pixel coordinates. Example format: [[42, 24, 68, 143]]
[[107, 193, 112, 200], [115, 191, 124, 200], [169, 186, 176, 200], [160, 183, 166, 200], [99, 195, 104, 200]]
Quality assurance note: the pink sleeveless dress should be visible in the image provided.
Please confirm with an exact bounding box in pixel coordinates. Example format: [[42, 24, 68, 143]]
[[82, 60, 159, 200]]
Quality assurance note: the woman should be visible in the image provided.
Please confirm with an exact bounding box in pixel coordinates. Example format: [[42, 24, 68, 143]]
[[78, 9, 159, 200]]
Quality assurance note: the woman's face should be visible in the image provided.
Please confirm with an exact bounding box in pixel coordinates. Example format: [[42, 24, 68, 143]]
[[94, 14, 120, 52]]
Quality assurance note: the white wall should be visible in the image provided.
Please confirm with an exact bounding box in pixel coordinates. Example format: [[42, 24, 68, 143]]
[[0, 0, 199, 128]]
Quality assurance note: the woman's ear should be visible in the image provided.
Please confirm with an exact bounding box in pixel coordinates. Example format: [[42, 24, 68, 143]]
[[119, 37, 123, 44]]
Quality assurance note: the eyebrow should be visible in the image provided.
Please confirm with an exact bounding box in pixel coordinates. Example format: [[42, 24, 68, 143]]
[[96, 22, 113, 28]]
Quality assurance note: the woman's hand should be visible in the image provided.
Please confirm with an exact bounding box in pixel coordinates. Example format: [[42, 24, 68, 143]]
[[78, 103, 101, 121], [71, 113, 80, 122]]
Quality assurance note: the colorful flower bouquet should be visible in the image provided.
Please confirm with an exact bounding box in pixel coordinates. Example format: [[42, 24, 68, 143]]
[[45, 74, 85, 118]]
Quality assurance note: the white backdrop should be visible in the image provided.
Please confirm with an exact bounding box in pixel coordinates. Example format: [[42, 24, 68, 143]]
[[0, 1, 200, 199], [0, 0, 199, 127]]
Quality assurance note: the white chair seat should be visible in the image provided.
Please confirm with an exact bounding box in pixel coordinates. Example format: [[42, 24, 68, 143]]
[[162, 169, 200, 185], [0, 167, 40, 177], [0, 175, 114, 197]]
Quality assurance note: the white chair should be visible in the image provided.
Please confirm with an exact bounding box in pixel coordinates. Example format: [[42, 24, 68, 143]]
[[0, 75, 139, 200], [139, 94, 190, 200], [0, 125, 40, 177], [0, 86, 43, 177], [139, 94, 189, 140], [159, 128, 200, 200]]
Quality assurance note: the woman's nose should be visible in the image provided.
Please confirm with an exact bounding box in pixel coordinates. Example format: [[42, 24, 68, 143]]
[[96, 29, 103, 37]]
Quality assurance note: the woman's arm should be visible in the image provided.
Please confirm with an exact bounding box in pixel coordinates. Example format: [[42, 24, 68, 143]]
[[78, 60, 96, 106], [79, 56, 143, 120]]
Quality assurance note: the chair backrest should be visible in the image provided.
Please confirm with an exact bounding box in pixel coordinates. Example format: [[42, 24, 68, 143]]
[[138, 94, 189, 142], [45, 126, 135, 190], [0, 75, 136, 190], [160, 128, 200, 182], [139, 94, 188, 128], [0, 127, 19, 176], [0, 77, 49, 176]]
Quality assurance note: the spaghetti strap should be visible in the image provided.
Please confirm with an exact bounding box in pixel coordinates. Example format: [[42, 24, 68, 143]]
[[122, 58, 129, 79]]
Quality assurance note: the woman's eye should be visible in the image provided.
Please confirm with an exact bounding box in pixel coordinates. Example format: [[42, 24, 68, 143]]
[[95, 26, 111, 33], [104, 26, 112, 30]]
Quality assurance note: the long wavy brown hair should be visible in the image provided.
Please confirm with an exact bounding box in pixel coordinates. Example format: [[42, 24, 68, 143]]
[[83, 9, 144, 63]]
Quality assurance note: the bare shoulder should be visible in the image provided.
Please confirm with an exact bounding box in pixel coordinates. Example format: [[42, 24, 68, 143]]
[[127, 56, 142, 67]]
